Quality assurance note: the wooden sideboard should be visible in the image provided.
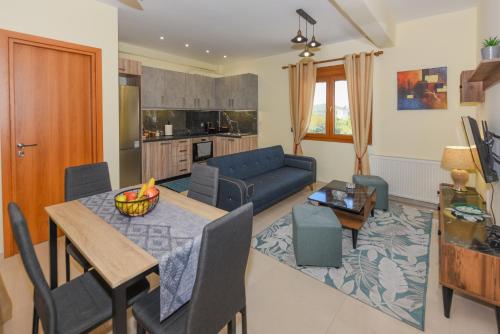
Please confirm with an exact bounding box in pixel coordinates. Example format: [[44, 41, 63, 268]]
[[438, 184, 500, 331]]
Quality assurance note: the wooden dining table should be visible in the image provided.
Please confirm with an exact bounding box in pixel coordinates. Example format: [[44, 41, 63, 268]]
[[45, 186, 227, 334]]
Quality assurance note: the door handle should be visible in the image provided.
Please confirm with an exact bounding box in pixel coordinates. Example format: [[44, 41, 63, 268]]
[[17, 143, 37, 157], [17, 143, 37, 148]]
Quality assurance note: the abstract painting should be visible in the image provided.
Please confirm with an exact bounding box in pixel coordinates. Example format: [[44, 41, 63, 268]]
[[397, 67, 447, 110]]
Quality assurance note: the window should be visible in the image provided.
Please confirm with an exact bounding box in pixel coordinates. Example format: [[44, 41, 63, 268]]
[[305, 65, 371, 143]]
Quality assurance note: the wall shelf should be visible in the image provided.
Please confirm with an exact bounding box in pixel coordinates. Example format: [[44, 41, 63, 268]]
[[467, 58, 500, 90]]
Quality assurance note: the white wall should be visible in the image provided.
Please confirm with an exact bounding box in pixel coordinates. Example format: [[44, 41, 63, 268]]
[[0, 0, 119, 254], [223, 8, 478, 184], [119, 42, 223, 77], [477, 0, 500, 223]]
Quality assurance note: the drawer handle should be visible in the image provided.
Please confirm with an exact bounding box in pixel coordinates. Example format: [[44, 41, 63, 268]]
[[160, 142, 171, 145], [179, 159, 187, 162], [178, 140, 187, 143], [179, 149, 187, 152], [179, 169, 187, 172]]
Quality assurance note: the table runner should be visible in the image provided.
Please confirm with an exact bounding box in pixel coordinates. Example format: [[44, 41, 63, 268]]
[[79, 190, 210, 321]]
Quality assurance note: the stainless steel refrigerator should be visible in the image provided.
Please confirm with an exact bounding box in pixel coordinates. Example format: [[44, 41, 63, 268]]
[[119, 85, 141, 187]]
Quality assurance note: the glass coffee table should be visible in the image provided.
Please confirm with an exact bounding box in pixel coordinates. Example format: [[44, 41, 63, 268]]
[[308, 180, 376, 248]]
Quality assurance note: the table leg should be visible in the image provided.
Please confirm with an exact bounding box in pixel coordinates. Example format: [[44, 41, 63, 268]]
[[112, 284, 128, 334], [495, 306, 499, 334], [442, 286, 453, 318], [49, 218, 58, 289], [352, 230, 358, 249]]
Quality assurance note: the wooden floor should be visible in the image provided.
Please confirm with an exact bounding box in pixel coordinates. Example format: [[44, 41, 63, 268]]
[[0, 182, 498, 333]]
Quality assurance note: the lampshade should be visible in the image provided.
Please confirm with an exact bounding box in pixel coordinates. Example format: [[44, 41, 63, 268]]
[[299, 47, 314, 58], [441, 146, 476, 170], [291, 30, 307, 43], [307, 35, 321, 48]]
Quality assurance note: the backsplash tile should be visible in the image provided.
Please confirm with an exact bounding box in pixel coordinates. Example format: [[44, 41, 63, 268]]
[[142, 110, 257, 135]]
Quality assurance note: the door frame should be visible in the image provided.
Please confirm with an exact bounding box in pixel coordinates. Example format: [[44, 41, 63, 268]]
[[0, 29, 103, 257]]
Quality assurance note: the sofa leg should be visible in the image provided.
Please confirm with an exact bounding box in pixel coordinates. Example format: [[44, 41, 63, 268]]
[[308, 184, 314, 191]]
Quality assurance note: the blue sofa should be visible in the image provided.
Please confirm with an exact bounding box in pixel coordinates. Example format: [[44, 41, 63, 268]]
[[207, 145, 316, 214]]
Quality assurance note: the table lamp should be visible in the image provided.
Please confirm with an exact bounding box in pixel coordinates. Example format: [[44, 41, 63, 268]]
[[441, 146, 476, 192]]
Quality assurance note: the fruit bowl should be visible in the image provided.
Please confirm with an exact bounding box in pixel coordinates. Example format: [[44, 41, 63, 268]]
[[114, 187, 159, 217]]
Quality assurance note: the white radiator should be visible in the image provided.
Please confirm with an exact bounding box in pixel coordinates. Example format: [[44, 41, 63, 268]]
[[370, 155, 451, 204]]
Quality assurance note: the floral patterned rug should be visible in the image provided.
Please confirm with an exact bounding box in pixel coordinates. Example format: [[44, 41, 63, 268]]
[[252, 202, 433, 330]]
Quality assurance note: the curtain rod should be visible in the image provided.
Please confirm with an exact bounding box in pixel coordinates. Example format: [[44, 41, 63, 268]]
[[281, 50, 383, 70]]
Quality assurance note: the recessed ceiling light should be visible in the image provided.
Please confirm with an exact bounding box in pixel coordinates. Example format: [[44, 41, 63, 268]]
[[185, 43, 190, 47], [205, 49, 210, 54], [160, 36, 165, 40], [223, 55, 228, 58]]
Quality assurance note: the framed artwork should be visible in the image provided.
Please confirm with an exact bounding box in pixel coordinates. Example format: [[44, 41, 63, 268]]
[[397, 66, 447, 110]]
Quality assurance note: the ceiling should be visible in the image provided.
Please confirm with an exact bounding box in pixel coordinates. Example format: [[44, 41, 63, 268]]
[[98, 0, 362, 64], [384, 0, 478, 22], [100, 0, 478, 65]]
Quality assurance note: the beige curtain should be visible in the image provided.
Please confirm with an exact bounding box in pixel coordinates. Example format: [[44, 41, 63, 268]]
[[344, 52, 374, 175], [288, 59, 317, 155]]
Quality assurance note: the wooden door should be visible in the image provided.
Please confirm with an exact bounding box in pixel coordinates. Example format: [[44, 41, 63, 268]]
[[0, 30, 103, 257], [141, 66, 164, 108], [142, 141, 170, 181], [240, 135, 258, 152]]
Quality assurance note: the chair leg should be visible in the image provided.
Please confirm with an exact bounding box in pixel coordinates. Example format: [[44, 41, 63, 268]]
[[65, 238, 70, 282], [32, 307, 39, 334], [136, 322, 146, 334], [227, 316, 236, 334], [241, 307, 247, 334]]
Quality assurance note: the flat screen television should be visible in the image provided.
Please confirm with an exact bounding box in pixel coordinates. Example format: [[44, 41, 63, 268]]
[[461, 116, 498, 183]]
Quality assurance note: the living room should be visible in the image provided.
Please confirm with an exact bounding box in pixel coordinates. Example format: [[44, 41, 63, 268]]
[[0, 0, 499, 333]]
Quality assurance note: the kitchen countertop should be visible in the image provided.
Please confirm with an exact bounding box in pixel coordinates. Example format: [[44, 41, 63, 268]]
[[143, 132, 258, 143]]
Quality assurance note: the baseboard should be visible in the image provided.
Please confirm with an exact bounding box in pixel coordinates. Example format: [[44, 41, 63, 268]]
[[389, 195, 437, 210]]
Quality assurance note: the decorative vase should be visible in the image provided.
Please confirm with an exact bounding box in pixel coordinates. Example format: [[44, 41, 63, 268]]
[[481, 45, 500, 60]]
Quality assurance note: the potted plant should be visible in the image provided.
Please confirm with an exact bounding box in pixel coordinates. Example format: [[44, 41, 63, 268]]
[[481, 36, 500, 60]]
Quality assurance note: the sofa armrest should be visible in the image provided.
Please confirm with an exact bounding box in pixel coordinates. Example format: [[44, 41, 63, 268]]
[[284, 154, 316, 172], [216, 176, 253, 212]]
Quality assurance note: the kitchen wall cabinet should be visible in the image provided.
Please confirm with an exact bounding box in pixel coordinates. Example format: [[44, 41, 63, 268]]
[[118, 58, 142, 76], [141, 66, 165, 108], [164, 70, 187, 109], [215, 74, 258, 110], [185, 74, 215, 109]]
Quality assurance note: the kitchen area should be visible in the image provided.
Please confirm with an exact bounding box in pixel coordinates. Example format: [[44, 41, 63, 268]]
[[118, 59, 258, 187]]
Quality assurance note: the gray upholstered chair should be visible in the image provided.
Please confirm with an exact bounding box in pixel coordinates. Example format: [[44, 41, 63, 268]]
[[187, 164, 219, 207], [64, 162, 112, 282], [132, 202, 254, 334], [8, 203, 148, 334]]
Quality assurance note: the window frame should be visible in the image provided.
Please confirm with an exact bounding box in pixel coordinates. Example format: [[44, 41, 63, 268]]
[[304, 65, 372, 144]]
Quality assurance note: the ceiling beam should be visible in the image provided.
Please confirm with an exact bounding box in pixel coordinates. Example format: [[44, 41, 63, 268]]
[[329, 0, 395, 48]]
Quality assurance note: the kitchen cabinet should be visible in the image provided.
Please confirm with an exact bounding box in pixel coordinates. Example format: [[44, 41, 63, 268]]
[[215, 74, 258, 110], [185, 74, 215, 109], [214, 135, 258, 157], [141, 66, 165, 108], [164, 70, 187, 109], [142, 139, 192, 182], [142, 141, 171, 181], [118, 58, 142, 76]]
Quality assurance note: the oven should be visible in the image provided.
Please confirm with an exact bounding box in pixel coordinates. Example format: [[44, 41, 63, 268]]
[[192, 137, 213, 162]]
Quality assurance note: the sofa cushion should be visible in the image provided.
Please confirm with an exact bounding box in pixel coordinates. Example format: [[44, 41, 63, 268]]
[[244, 167, 312, 211], [207, 145, 285, 180]]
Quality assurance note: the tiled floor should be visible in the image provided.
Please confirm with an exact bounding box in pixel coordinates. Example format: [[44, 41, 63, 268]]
[[0, 183, 498, 333]]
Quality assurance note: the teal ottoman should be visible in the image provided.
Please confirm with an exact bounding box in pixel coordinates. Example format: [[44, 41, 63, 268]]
[[292, 204, 342, 268], [352, 175, 389, 210]]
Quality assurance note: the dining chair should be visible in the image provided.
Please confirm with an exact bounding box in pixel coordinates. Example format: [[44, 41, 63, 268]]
[[64, 162, 112, 282], [8, 202, 149, 334], [187, 164, 219, 206], [132, 202, 254, 334]]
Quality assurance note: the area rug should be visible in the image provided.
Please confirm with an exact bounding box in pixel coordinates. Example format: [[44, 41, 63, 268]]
[[252, 202, 433, 330], [159, 177, 191, 193]]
